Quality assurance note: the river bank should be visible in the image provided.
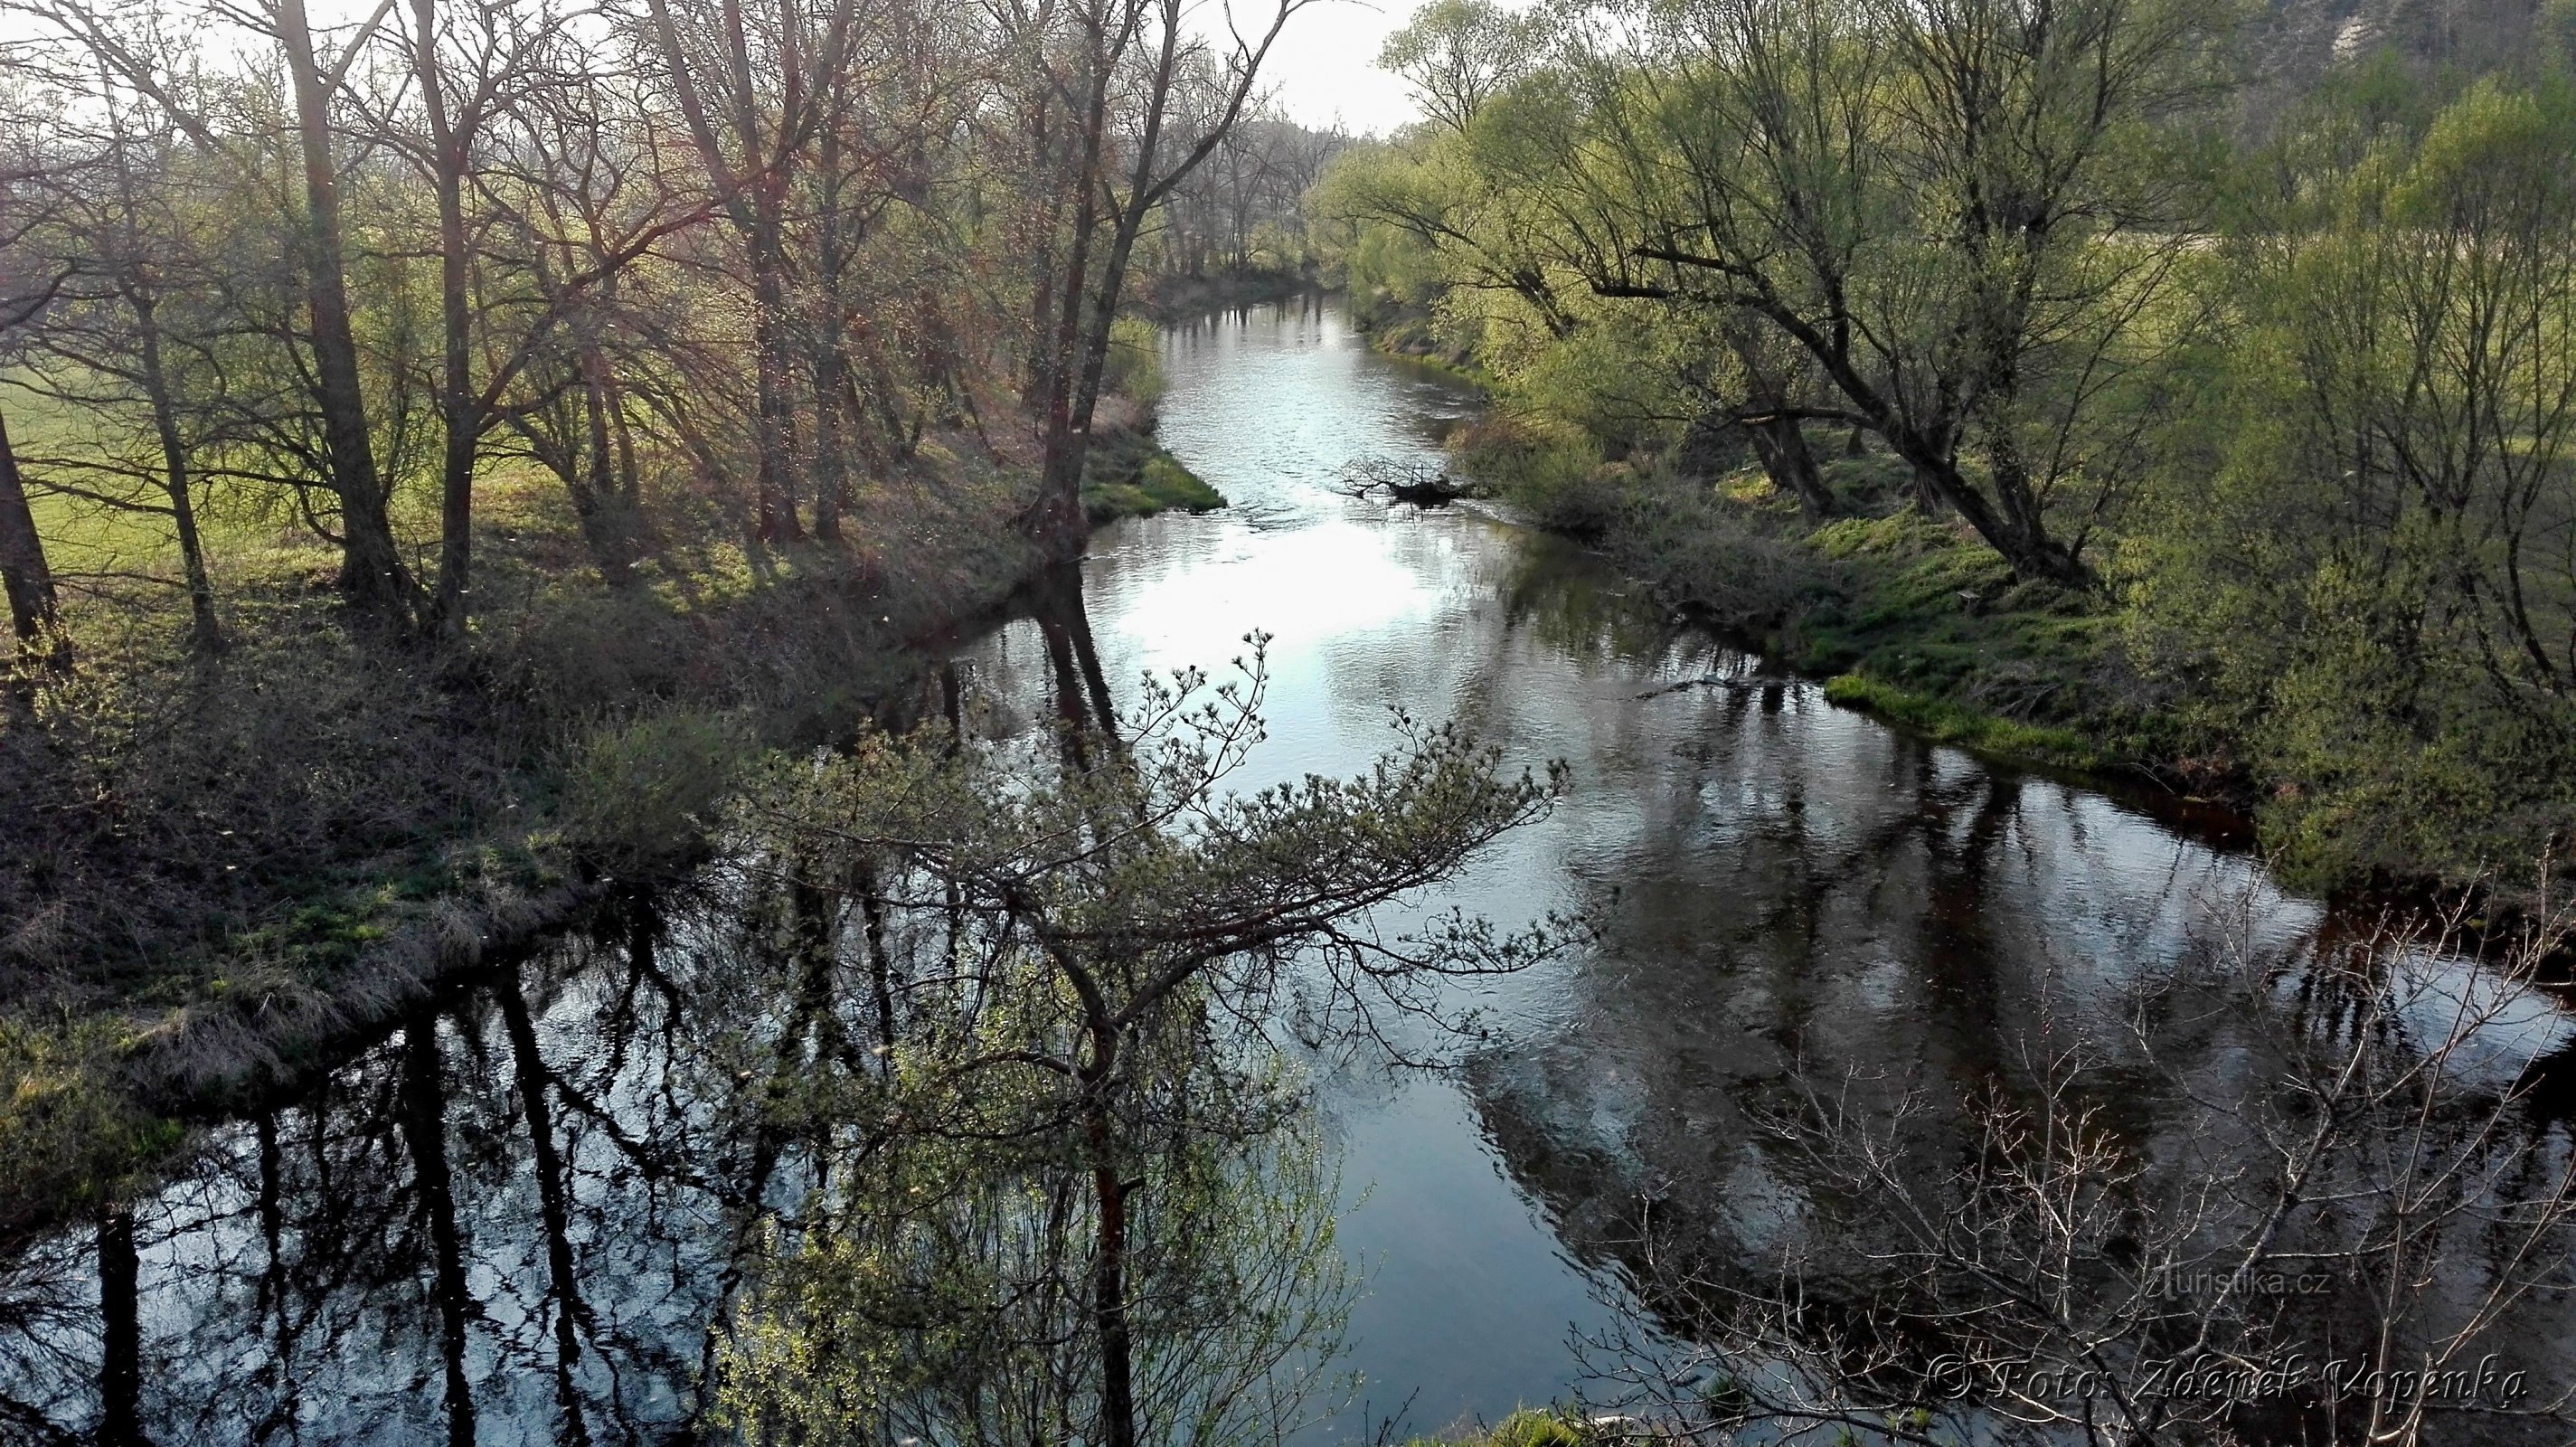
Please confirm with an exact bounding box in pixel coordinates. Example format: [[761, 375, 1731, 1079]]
[[0, 405, 1229, 1240], [1346, 308, 2570, 905], [1137, 266, 1329, 321], [0, 297, 2565, 1447]]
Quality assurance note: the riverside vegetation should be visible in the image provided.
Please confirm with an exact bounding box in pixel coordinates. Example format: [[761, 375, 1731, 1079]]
[[0, 0, 1314, 1234], [4, 0, 2575, 1439], [1312, 0, 2576, 896]]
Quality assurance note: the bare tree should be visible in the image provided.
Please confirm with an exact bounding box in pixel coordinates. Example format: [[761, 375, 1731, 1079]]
[[631, 0, 868, 544], [1014, 0, 1307, 561], [1564, 0, 2227, 585], [1581, 892, 2576, 1447], [0, 109, 68, 666]]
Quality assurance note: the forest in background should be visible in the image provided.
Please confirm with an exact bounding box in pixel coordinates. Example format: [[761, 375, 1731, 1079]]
[[1313, 0, 2576, 894]]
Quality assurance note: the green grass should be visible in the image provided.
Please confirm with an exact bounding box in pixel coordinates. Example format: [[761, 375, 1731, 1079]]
[[1356, 310, 1492, 388], [1401, 1409, 1594, 1447], [1822, 672, 2105, 771], [1081, 431, 1228, 522]]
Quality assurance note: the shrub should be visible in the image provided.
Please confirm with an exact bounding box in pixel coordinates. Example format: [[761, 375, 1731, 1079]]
[[1102, 315, 1168, 411], [552, 709, 752, 877]]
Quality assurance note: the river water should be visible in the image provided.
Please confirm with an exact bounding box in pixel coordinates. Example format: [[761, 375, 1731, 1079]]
[[3, 298, 2571, 1444]]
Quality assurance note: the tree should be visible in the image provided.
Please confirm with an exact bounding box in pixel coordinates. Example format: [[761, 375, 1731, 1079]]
[[1563, 0, 2227, 584], [10, 75, 230, 654], [731, 641, 1569, 1447], [0, 123, 67, 665], [274, 0, 415, 623], [632, 0, 864, 545], [0, 407, 61, 664], [1014, 0, 1307, 561], [1376, 0, 1552, 137], [2126, 76, 2576, 884]]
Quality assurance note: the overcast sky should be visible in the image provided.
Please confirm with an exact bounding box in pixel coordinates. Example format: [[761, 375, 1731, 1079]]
[[1243, 0, 1430, 136], [0, 0, 1443, 137]]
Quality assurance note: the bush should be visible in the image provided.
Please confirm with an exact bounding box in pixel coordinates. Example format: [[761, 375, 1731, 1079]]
[[552, 709, 752, 877], [1102, 315, 1167, 411]]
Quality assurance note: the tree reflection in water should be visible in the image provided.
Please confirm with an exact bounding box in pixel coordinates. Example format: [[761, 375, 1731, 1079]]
[[0, 608, 1553, 1447], [722, 1099, 1354, 1447]]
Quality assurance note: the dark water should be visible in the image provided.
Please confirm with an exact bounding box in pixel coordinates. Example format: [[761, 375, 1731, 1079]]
[[5, 298, 2571, 1444]]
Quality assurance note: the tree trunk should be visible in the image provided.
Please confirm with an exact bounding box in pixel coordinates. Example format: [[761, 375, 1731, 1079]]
[[1745, 413, 1835, 517], [749, 203, 802, 545], [579, 350, 637, 582], [131, 297, 223, 653], [400, 1021, 478, 1447], [810, 126, 852, 544], [1026, 48, 1115, 563], [1081, 1020, 1137, 1447], [1905, 444, 2091, 586], [98, 1201, 144, 1447], [103, 104, 222, 655], [278, 0, 410, 626], [501, 977, 594, 1447], [414, 0, 478, 646], [0, 406, 64, 662]]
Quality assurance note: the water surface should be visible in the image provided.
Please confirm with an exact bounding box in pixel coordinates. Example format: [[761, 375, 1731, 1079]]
[[4, 298, 2569, 1445]]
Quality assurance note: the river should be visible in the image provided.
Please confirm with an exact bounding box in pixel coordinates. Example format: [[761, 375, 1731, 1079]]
[[3, 297, 2570, 1444]]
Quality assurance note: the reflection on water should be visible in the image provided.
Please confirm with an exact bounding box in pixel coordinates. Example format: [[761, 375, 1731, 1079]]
[[3, 298, 2569, 1445]]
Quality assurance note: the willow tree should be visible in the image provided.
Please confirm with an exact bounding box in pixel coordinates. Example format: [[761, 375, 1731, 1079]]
[[1564, 0, 2228, 584], [725, 643, 1568, 1447]]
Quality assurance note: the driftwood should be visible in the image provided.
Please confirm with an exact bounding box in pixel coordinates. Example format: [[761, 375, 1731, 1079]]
[[1335, 455, 1467, 506]]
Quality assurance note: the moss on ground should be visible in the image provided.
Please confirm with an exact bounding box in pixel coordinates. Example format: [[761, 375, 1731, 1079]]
[[1082, 430, 1228, 522], [1822, 673, 2107, 771]]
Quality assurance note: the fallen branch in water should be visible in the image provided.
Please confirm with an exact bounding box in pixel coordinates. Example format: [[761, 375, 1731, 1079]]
[[1336, 455, 1468, 506]]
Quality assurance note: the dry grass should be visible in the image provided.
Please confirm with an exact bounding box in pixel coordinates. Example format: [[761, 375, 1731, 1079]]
[[0, 427, 1041, 1232]]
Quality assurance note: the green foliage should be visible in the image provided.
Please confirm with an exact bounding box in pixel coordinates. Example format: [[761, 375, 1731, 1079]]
[[2126, 74, 2576, 884], [1402, 1408, 1594, 1447], [1104, 315, 1169, 410], [552, 709, 750, 877]]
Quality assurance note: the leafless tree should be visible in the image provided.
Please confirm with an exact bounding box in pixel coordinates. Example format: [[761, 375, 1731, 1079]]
[[1579, 889, 2576, 1447]]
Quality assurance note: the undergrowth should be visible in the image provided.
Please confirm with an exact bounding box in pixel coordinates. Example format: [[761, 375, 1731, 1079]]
[[0, 433, 1040, 1234]]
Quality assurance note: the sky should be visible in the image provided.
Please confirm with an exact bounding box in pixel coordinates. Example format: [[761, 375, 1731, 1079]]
[[0, 0, 1443, 139], [1238, 0, 1431, 136]]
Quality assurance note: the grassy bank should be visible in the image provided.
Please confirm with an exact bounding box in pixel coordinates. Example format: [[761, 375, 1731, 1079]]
[[1353, 294, 1492, 386], [1401, 1409, 1605, 1447], [0, 430, 1048, 1237], [1451, 415, 2182, 785], [1082, 427, 1228, 523]]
